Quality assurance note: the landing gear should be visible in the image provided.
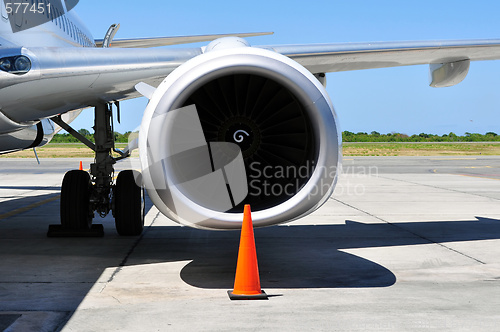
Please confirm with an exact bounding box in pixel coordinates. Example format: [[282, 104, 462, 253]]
[[60, 170, 92, 230], [114, 170, 144, 236], [50, 102, 144, 237]]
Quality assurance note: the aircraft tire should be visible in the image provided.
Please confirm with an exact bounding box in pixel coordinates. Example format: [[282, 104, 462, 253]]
[[114, 170, 144, 236], [60, 170, 92, 229]]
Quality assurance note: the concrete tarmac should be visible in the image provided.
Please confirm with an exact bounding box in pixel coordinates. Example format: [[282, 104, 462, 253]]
[[0, 157, 500, 331]]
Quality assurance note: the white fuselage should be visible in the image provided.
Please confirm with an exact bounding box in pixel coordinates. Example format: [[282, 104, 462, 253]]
[[0, 4, 94, 153], [0, 4, 93, 48]]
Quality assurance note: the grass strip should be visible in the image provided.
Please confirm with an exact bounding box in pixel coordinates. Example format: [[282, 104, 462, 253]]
[[2, 142, 500, 158]]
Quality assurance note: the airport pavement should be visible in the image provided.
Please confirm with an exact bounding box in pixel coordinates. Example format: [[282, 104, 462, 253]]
[[0, 157, 500, 331]]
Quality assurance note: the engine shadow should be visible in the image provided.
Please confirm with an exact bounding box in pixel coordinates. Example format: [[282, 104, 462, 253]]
[[132, 216, 500, 290], [178, 233, 397, 289]]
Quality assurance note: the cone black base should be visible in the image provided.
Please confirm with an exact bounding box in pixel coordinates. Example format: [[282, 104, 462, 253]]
[[228, 290, 268, 300]]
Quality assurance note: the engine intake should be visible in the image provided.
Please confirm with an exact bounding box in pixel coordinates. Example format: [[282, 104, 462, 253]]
[[182, 72, 315, 212], [139, 41, 341, 229]]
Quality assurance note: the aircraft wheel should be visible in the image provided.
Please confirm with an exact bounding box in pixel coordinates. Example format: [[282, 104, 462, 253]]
[[114, 170, 145, 236], [60, 170, 92, 229]]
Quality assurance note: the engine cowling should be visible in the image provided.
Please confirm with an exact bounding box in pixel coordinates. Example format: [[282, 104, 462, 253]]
[[139, 38, 341, 230]]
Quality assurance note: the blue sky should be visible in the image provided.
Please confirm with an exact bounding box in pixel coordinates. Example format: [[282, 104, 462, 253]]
[[69, 0, 500, 135]]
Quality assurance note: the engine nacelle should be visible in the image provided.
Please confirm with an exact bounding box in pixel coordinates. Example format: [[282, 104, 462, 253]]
[[139, 39, 341, 230]]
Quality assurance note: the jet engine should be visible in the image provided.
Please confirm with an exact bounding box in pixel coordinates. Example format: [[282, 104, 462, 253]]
[[139, 38, 341, 230]]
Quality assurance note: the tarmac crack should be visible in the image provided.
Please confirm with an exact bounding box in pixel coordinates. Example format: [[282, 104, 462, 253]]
[[98, 211, 161, 293], [332, 197, 487, 265]]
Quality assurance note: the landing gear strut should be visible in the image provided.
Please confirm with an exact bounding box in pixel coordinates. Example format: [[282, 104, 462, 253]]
[[48, 102, 144, 237]]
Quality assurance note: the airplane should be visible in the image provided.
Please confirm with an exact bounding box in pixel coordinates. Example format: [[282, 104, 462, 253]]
[[2, 1, 500, 236]]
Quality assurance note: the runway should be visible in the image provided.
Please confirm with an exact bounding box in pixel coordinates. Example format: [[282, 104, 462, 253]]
[[1, 157, 500, 331]]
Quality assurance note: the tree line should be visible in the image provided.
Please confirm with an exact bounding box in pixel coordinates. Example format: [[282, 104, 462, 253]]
[[342, 131, 500, 142], [51, 129, 500, 143], [51, 129, 132, 143]]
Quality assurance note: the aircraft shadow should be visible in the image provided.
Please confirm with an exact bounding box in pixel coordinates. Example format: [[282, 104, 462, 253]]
[[0, 192, 155, 313], [0, 192, 60, 220], [0, 186, 61, 191], [1, 192, 500, 314]]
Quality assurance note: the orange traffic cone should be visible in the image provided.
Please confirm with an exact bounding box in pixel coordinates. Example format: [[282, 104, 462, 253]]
[[228, 205, 268, 300], [79, 161, 83, 171]]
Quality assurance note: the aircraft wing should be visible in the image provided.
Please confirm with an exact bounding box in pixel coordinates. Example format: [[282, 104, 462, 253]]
[[4, 38, 500, 125], [95, 32, 273, 48], [267, 39, 500, 74]]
